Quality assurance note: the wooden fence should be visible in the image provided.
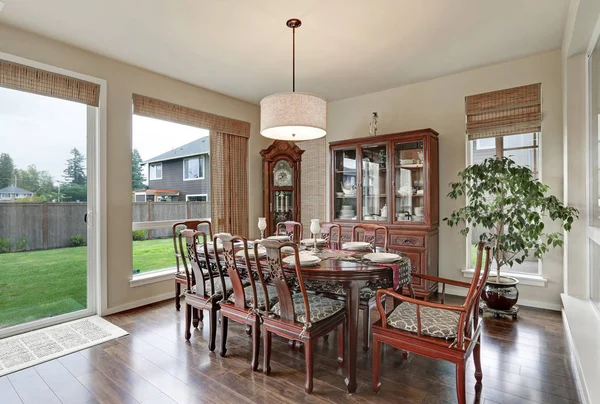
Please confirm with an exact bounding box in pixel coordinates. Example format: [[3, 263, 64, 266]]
[[0, 201, 210, 251]]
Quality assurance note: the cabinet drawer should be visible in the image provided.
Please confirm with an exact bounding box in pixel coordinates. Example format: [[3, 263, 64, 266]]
[[391, 235, 425, 247]]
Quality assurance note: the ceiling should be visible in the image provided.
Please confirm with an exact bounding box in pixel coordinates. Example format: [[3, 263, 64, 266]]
[[0, 0, 570, 103]]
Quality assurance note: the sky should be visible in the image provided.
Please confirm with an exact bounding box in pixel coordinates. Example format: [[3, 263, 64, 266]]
[[0, 87, 208, 186]]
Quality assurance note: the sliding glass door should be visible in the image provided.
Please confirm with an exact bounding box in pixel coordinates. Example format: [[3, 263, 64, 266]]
[[0, 70, 98, 336]]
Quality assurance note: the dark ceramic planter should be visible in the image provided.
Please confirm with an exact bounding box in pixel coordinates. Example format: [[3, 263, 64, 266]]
[[481, 276, 519, 311]]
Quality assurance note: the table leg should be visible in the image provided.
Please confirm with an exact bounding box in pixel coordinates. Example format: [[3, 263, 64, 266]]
[[344, 282, 359, 393]]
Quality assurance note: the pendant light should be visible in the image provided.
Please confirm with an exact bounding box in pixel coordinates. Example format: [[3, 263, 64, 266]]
[[260, 18, 327, 141]]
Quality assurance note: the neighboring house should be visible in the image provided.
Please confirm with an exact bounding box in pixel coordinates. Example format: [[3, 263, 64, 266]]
[[0, 185, 34, 201], [134, 137, 210, 202]]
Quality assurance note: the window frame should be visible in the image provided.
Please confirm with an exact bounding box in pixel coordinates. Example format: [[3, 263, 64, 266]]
[[466, 132, 544, 279], [149, 162, 162, 180], [186, 194, 208, 202], [182, 155, 204, 181]]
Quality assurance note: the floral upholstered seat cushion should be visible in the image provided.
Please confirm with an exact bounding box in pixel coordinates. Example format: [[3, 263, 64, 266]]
[[359, 286, 377, 301], [386, 302, 460, 339], [228, 284, 279, 309], [271, 294, 345, 324], [192, 277, 248, 298]]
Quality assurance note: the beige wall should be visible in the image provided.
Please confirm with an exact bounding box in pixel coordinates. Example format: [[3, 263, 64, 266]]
[[326, 50, 564, 308], [0, 23, 271, 312]]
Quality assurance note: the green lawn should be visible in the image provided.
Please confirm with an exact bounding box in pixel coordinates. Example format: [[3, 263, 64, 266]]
[[0, 238, 175, 329]]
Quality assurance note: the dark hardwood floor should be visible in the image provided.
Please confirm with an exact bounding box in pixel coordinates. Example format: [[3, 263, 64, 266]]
[[0, 296, 582, 404]]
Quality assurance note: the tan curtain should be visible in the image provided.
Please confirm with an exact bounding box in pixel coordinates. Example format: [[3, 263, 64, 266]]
[[133, 94, 250, 137], [0, 59, 100, 106], [465, 83, 541, 140], [210, 131, 249, 236]]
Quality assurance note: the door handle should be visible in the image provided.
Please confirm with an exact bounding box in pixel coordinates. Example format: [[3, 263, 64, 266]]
[[84, 213, 88, 223]]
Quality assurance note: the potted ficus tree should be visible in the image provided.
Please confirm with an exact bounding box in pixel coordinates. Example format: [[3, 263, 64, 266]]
[[444, 156, 578, 311]]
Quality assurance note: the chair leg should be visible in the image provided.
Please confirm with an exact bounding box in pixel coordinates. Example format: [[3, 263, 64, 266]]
[[263, 331, 272, 375], [175, 281, 181, 311], [304, 339, 315, 394], [372, 335, 381, 392], [362, 307, 370, 351], [208, 306, 218, 352], [219, 315, 228, 357], [192, 308, 200, 328], [474, 335, 483, 382], [456, 362, 466, 404], [337, 322, 344, 367], [184, 304, 192, 340], [251, 320, 261, 371]]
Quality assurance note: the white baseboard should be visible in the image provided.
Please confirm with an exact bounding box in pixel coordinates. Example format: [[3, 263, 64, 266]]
[[102, 292, 174, 316], [562, 308, 590, 404], [443, 286, 562, 311]]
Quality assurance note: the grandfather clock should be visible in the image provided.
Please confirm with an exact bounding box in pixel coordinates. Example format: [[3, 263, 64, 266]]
[[260, 140, 304, 237]]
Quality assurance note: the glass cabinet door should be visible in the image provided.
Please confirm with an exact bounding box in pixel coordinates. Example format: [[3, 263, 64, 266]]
[[394, 140, 425, 223], [333, 148, 358, 220], [360, 144, 388, 221]]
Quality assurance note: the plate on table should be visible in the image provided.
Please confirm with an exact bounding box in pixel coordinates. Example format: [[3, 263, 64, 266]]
[[300, 238, 327, 245], [236, 248, 266, 259], [342, 241, 371, 251], [363, 252, 400, 263], [267, 235, 290, 241], [206, 241, 223, 253], [283, 254, 321, 267]]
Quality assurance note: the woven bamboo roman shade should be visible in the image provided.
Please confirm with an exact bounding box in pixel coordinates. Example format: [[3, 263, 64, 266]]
[[0, 59, 100, 106], [132, 94, 250, 137], [465, 83, 541, 140], [210, 131, 249, 237]]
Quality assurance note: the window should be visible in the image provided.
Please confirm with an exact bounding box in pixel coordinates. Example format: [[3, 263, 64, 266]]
[[468, 132, 541, 275], [131, 102, 210, 279], [149, 163, 162, 180], [183, 156, 204, 180], [186, 194, 208, 202], [590, 38, 600, 309]]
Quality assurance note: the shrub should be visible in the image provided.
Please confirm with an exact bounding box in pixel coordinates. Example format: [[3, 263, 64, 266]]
[[69, 234, 86, 247], [132, 230, 148, 241], [0, 237, 10, 253], [15, 236, 28, 251]]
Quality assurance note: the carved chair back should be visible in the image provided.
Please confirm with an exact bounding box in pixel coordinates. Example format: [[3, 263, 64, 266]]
[[319, 222, 341, 250], [213, 234, 258, 310], [351, 224, 389, 252], [172, 220, 213, 271], [257, 239, 311, 323], [461, 242, 492, 342], [179, 229, 224, 298], [276, 221, 304, 243]]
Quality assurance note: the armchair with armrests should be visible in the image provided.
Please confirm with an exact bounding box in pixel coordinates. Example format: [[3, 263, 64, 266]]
[[372, 242, 491, 404]]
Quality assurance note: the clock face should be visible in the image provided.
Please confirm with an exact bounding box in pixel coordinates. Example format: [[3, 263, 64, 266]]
[[273, 160, 293, 187]]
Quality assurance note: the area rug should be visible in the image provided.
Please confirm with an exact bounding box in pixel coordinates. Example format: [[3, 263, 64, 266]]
[[0, 316, 128, 376]]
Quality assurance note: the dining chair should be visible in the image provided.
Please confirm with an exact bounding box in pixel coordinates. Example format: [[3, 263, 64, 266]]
[[214, 234, 276, 369], [351, 223, 389, 252], [179, 229, 233, 351], [258, 239, 346, 393], [173, 220, 213, 313], [351, 223, 390, 350], [276, 220, 304, 243], [372, 242, 491, 404], [319, 222, 342, 249]]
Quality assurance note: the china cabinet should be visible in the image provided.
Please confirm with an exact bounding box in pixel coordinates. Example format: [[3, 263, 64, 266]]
[[261, 140, 304, 237], [330, 128, 439, 298]]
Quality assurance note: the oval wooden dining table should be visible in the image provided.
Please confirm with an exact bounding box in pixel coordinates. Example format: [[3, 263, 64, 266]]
[[204, 244, 409, 394]]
